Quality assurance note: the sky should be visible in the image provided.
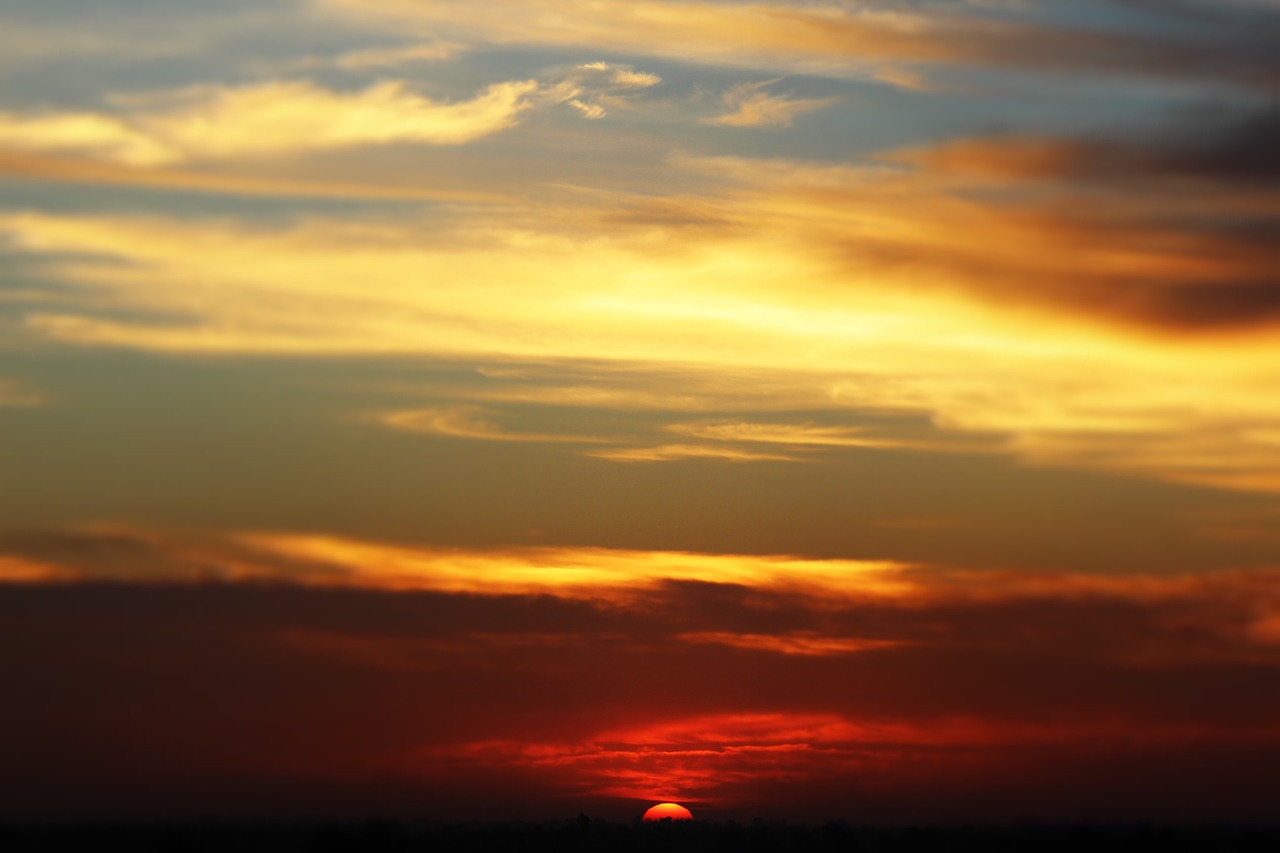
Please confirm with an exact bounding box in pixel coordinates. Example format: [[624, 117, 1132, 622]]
[[1, 0, 1279, 824]]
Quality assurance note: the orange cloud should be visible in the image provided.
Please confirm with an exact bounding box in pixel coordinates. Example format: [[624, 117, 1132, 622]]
[[0, 555, 67, 582], [235, 534, 911, 601]]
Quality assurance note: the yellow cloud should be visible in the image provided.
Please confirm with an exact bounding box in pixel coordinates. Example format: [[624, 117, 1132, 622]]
[[0, 111, 171, 166], [0, 149, 510, 203], [237, 534, 911, 601], [568, 99, 606, 119], [667, 420, 906, 449], [585, 444, 799, 463], [0, 79, 540, 166], [5, 137, 1280, 493]]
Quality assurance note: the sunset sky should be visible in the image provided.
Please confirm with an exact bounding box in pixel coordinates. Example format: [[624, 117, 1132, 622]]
[[2, 0, 1280, 824]]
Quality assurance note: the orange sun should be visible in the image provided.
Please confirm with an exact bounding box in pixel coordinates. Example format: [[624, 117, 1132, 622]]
[[643, 803, 694, 821]]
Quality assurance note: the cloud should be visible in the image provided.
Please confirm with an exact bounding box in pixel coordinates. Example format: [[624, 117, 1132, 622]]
[[0, 58, 665, 169], [703, 81, 839, 128], [0, 148, 509, 203], [872, 65, 935, 91], [314, 0, 1280, 91], [4, 526, 1280, 817], [0, 79, 541, 165], [576, 61, 662, 90], [677, 631, 906, 656], [896, 105, 1280, 189], [0, 526, 910, 601], [567, 99, 606, 120], [0, 112, 172, 167], [556, 61, 663, 121], [427, 710, 1280, 806], [377, 404, 605, 443], [586, 444, 800, 463], [4, 106, 1280, 495], [311, 41, 464, 70], [667, 420, 906, 449]]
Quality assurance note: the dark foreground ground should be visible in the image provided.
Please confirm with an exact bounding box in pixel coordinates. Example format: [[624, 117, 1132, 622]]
[[3, 820, 1280, 853]]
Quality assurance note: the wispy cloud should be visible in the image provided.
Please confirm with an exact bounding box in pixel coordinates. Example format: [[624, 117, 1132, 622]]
[[0, 79, 541, 165], [5, 135, 1280, 495], [703, 80, 839, 128], [377, 404, 605, 443], [315, 0, 1280, 91], [677, 632, 906, 656], [317, 40, 463, 68], [586, 444, 799, 463], [667, 420, 905, 449]]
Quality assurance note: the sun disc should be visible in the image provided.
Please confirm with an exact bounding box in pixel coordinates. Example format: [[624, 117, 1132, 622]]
[[643, 802, 694, 821]]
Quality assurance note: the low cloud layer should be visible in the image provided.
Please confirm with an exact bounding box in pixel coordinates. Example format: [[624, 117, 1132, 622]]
[[1, 525, 1279, 819]]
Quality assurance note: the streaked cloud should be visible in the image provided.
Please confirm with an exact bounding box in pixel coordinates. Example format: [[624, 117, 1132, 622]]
[[703, 81, 839, 128], [377, 404, 605, 443], [297, 41, 465, 70], [576, 62, 662, 90], [586, 444, 800, 463], [677, 632, 906, 656], [5, 141, 1280, 494], [0, 526, 909, 600], [0, 148, 506, 202], [667, 420, 906, 449], [314, 0, 1280, 90], [3, 0, 1280, 825], [872, 65, 935, 92], [0, 112, 172, 167], [0, 79, 541, 166], [3, 524, 1280, 815]]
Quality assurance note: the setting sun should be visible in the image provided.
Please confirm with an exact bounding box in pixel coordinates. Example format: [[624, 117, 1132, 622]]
[[643, 803, 694, 822]]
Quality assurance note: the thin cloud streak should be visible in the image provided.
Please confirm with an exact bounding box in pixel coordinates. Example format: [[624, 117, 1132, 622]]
[[703, 81, 839, 127], [315, 0, 1280, 90], [377, 404, 607, 444], [586, 444, 800, 463], [0, 79, 543, 165]]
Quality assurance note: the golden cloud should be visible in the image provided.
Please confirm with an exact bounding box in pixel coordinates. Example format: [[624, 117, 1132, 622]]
[[3, 130, 1279, 493], [377, 404, 606, 443], [0, 79, 541, 166]]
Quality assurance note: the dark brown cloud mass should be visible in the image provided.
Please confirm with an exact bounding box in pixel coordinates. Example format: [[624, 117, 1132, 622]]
[[2, 528, 1279, 821], [836, 107, 1280, 332]]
